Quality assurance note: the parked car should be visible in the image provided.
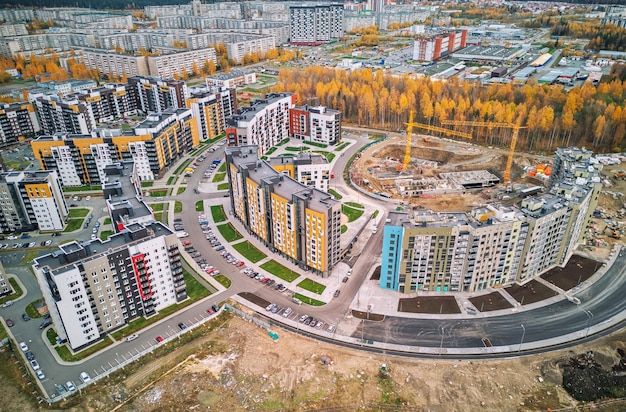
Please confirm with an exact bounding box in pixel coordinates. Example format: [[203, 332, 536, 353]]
[[265, 303, 275, 311], [334, 290, 341, 298], [22, 313, 30, 321], [1, 300, 13, 308], [5, 318, 14, 327], [19, 342, 28, 352], [211, 304, 219, 313], [125, 333, 139, 342], [178, 322, 187, 330], [30, 360, 40, 371], [155, 336, 164, 343], [36, 369, 46, 380], [342, 276, 349, 283], [80, 371, 91, 383], [282, 307, 293, 318], [25, 351, 34, 361], [236, 261, 244, 268], [66, 381, 77, 391]]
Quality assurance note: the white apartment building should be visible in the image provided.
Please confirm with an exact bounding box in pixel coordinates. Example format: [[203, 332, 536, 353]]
[[79, 48, 150, 77], [289, 4, 344, 44], [186, 86, 237, 141], [206, 71, 257, 89], [289, 105, 341, 146], [146, 48, 217, 79], [267, 153, 331, 192]]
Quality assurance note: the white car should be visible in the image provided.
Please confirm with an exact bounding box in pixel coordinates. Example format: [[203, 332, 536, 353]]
[[66, 381, 76, 391], [36, 369, 45, 380], [1, 300, 13, 308], [85, 196, 91, 201], [125, 333, 139, 342], [30, 360, 40, 371], [80, 371, 91, 383], [19, 341, 28, 352]]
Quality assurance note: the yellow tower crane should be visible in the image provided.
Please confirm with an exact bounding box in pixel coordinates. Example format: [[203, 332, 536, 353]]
[[440, 120, 527, 186], [403, 113, 472, 172]]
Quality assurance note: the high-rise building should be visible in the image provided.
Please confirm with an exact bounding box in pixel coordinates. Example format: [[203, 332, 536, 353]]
[[0, 103, 39, 146], [0, 170, 68, 234], [33, 161, 186, 350], [413, 30, 467, 63], [380, 146, 601, 293], [129, 76, 188, 115], [289, 4, 344, 45], [267, 152, 331, 192], [289, 105, 341, 146], [32, 94, 96, 136], [76, 83, 139, 124], [186, 86, 236, 141], [225, 145, 342, 276]]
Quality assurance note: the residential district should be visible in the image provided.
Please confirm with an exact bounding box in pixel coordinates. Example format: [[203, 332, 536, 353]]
[[0, 0, 625, 408]]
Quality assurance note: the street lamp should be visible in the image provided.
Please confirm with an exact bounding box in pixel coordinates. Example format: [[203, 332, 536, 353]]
[[584, 310, 593, 337], [518, 324, 526, 352], [439, 326, 444, 356]]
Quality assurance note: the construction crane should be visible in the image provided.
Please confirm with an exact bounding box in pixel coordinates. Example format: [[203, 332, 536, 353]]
[[440, 120, 527, 187], [403, 114, 472, 172]]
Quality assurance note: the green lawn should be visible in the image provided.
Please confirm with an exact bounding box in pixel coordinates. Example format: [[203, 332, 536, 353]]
[[63, 185, 101, 192], [195, 201, 204, 212], [22, 251, 39, 264], [173, 158, 193, 175], [344, 202, 364, 209], [24, 299, 44, 319], [174, 201, 183, 213], [153, 212, 163, 223], [100, 230, 114, 241], [140, 181, 154, 188], [217, 183, 229, 191], [328, 188, 343, 200], [177, 186, 186, 195], [303, 141, 328, 148], [293, 293, 325, 306], [285, 146, 306, 152], [150, 189, 168, 197], [211, 205, 227, 223], [214, 274, 231, 288], [46, 328, 58, 346], [68, 208, 89, 218], [342, 204, 364, 222], [212, 173, 226, 183], [167, 176, 177, 185], [232, 241, 267, 263], [265, 147, 277, 156], [110, 266, 211, 341], [56, 337, 113, 362], [0, 278, 22, 306], [313, 150, 335, 162], [103, 217, 112, 225], [341, 224, 348, 234], [260, 260, 299, 282], [334, 142, 350, 152], [217, 163, 226, 173], [63, 219, 83, 232], [217, 223, 243, 242], [276, 138, 289, 146], [297, 278, 326, 295], [151, 203, 165, 211]]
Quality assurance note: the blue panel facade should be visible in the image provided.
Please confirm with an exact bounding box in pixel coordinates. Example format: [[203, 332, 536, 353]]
[[379, 224, 403, 290]]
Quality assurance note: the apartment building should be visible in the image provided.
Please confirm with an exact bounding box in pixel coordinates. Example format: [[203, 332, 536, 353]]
[[0, 33, 88, 58], [128, 76, 188, 115], [0, 261, 11, 297], [0, 24, 28, 37], [206, 70, 257, 89], [380, 146, 601, 293], [289, 4, 344, 45], [146, 47, 217, 79], [0, 103, 39, 146], [37, 79, 97, 97], [76, 83, 139, 124], [413, 30, 468, 63], [186, 86, 237, 141], [33, 220, 186, 350], [225, 93, 295, 156], [31, 108, 199, 185], [267, 152, 331, 192], [0, 9, 35, 23], [225, 145, 341, 276], [32, 94, 96, 136], [0, 170, 68, 234], [289, 105, 341, 146], [79, 48, 150, 78]]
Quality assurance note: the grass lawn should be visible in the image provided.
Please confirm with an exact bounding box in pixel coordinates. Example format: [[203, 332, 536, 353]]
[[217, 163, 226, 173], [328, 188, 343, 200], [110, 266, 211, 341], [46, 328, 58, 346], [167, 176, 177, 185], [293, 293, 325, 306], [217, 183, 229, 191], [151, 203, 165, 211], [22, 250, 39, 263], [211, 205, 227, 223], [100, 230, 114, 241], [153, 212, 163, 222], [173, 158, 193, 175], [232, 241, 267, 263], [174, 201, 183, 213], [303, 141, 328, 148], [217, 223, 243, 242], [260, 260, 299, 282], [140, 181, 154, 187], [265, 147, 277, 156], [276, 138, 289, 146], [63, 219, 84, 232], [214, 274, 231, 288], [150, 189, 168, 197], [0, 278, 23, 306], [313, 150, 335, 162], [344, 201, 364, 209], [63, 185, 101, 192], [334, 142, 350, 151], [341, 225, 348, 234], [285, 146, 305, 152], [297, 278, 326, 295], [195, 201, 204, 212], [56, 337, 113, 362], [24, 299, 44, 319], [68, 208, 89, 218], [103, 217, 112, 225], [342, 204, 364, 222], [212, 173, 226, 183], [177, 186, 186, 195]]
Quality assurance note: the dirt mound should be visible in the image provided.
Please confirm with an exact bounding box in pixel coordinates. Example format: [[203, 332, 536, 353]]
[[561, 350, 626, 402], [372, 144, 482, 166]]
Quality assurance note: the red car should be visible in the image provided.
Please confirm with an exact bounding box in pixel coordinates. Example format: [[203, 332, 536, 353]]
[[235, 261, 244, 268], [182, 241, 192, 247], [206, 268, 215, 275], [155, 336, 164, 343], [5, 318, 14, 327]]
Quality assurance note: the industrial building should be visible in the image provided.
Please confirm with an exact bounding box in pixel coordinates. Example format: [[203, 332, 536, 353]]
[[451, 44, 529, 63], [380, 147, 601, 293], [0, 170, 68, 234], [225, 145, 342, 276], [32, 161, 186, 350]]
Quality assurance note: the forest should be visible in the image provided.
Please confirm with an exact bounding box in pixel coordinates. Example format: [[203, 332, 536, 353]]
[[270, 66, 626, 153]]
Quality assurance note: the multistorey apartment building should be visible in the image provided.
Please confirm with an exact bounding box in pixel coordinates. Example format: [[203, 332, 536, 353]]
[[206, 70, 257, 89], [128, 76, 188, 115], [412, 30, 468, 63], [0, 103, 39, 146], [33, 163, 186, 350], [186, 86, 237, 141], [380, 147, 601, 293], [0, 261, 11, 297], [76, 83, 139, 124], [225, 145, 341, 276], [226, 93, 341, 155], [31, 108, 199, 185], [32, 94, 96, 136], [267, 152, 331, 192], [289, 105, 342, 146], [0, 170, 68, 234], [289, 4, 344, 45]]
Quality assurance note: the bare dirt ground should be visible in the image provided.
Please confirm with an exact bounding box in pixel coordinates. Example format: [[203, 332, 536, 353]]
[[4, 314, 622, 412]]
